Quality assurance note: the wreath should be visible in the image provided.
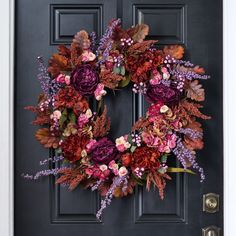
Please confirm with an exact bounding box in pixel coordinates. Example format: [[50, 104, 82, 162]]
[[24, 19, 211, 220]]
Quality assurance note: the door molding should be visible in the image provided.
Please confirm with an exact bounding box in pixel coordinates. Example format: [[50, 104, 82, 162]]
[[0, 0, 235, 235]]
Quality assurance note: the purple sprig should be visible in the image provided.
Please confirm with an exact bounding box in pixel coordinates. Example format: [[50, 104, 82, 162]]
[[91, 179, 104, 191], [39, 155, 64, 166], [37, 56, 52, 98], [173, 138, 205, 182], [96, 19, 121, 63], [179, 128, 203, 139], [96, 175, 128, 220], [170, 67, 210, 80], [21, 167, 68, 180], [37, 57, 61, 99], [89, 31, 96, 51]]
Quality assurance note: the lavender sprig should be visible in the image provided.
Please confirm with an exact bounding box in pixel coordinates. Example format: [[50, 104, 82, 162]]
[[37, 57, 61, 100], [173, 138, 205, 182], [91, 179, 104, 191], [96, 175, 128, 220], [96, 19, 121, 64], [39, 155, 64, 166], [170, 68, 210, 80], [178, 128, 203, 139], [89, 31, 96, 51], [21, 167, 68, 180]]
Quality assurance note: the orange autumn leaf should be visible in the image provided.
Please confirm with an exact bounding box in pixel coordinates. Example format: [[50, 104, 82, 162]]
[[127, 23, 149, 43], [100, 69, 125, 89], [35, 128, 60, 149], [163, 45, 184, 59]]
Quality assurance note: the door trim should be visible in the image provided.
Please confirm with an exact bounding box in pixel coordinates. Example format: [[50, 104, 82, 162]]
[[0, 0, 235, 235]]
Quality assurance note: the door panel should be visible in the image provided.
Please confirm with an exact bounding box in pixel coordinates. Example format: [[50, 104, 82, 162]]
[[15, 0, 223, 235]]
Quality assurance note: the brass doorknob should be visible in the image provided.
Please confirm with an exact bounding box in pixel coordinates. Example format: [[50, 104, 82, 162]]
[[203, 193, 219, 213], [205, 197, 218, 209], [202, 226, 220, 236]]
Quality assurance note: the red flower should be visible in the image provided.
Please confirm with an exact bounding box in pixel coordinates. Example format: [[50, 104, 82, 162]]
[[131, 147, 161, 171], [54, 86, 89, 114], [61, 134, 90, 162]]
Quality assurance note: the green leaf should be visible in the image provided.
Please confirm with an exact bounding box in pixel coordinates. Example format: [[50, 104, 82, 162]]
[[130, 145, 137, 153], [59, 109, 67, 128], [120, 66, 125, 76], [69, 112, 76, 124], [113, 66, 120, 74], [161, 154, 168, 163], [119, 76, 130, 88], [167, 167, 196, 175]]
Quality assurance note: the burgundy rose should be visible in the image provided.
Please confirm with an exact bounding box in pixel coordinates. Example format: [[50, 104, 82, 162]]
[[71, 64, 99, 96], [146, 83, 181, 106], [90, 138, 118, 164]]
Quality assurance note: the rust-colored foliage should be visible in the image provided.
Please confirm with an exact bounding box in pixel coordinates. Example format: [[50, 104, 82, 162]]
[[127, 40, 157, 54], [146, 172, 171, 200], [113, 178, 136, 197], [56, 167, 86, 191], [99, 69, 125, 89], [132, 117, 151, 132], [92, 106, 110, 138], [163, 45, 184, 59], [35, 128, 60, 149], [179, 100, 211, 122]]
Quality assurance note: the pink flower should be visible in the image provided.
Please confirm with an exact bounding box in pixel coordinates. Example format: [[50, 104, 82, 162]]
[[108, 160, 119, 175], [142, 131, 159, 147], [99, 164, 108, 172], [94, 83, 107, 101], [86, 139, 97, 152], [118, 166, 128, 177], [77, 114, 89, 128], [82, 50, 96, 62], [161, 67, 170, 80], [148, 102, 163, 118], [167, 134, 177, 149], [85, 168, 93, 176], [56, 74, 70, 84], [150, 70, 162, 85], [115, 135, 131, 152]]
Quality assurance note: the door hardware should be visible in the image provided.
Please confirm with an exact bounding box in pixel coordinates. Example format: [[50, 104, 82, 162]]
[[202, 226, 220, 236], [203, 193, 219, 213]]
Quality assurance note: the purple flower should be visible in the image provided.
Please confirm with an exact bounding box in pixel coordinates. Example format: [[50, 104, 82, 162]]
[[90, 138, 118, 164], [146, 83, 181, 106], [71, 64, 99, 96]]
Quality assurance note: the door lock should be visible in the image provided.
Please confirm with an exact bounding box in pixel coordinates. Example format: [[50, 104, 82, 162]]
[[203, 193, 219, 213], [202, 226, 220, 236]]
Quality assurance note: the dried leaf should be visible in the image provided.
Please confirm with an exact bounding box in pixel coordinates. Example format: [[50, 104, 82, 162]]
[[163, 45, 184, 59], [127, 24, 149, 42], [193, 65, 205, 74], [58, 45, 71, 57], [184, 137, 204, 150], [35, 128, 60, 148], [186, 80, 205, 102], [92, 106, 110, 138], [48, 54, 71, 78], [100, 69, 125, 89], [180, 100, 211, 120], [127, 40, 157, 54], [56, 167, 86, 190], [73, 30, 91, 49], [132, 117, 151, 132]]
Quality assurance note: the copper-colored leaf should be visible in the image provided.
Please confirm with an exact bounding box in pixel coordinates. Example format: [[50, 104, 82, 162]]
[[35, 128, 60, 148], [58, 45, 71, 57], [132, 117, 151, 132], [100, 69, 125, 89], [193, 65, 205, 74], [184, 137, 204, 150], [186, 80, 205, 102], [163, 45, 184, 59], [127, 40, 157, 54], [127, 24, 149, 43], [73, 30, 91, 49], [92, 106, 110, 138]]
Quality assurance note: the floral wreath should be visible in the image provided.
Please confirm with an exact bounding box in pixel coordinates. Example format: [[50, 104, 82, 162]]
[[24, 19, 211, 220]]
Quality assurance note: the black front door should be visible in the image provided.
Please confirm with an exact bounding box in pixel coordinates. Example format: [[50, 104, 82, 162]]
[[14, 0, 223, 235]]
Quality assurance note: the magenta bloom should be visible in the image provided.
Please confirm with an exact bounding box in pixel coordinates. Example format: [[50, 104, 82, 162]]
[[90, 138, 118, 164], [71, 64, 99, 96], [146, 84, 181, 106]]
